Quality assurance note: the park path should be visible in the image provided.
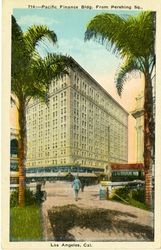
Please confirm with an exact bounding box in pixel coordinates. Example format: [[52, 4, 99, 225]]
[[41, 181, 154, 241]]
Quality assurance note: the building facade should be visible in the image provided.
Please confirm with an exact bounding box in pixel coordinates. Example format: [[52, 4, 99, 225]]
[[111, 163, 144, 182], [131, 78, 155, 178], [131, 92, 144, 163], [26, 59, 128, 174]]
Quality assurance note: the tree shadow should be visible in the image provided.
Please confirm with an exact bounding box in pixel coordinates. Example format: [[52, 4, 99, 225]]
[[48, 205, 153, 241]]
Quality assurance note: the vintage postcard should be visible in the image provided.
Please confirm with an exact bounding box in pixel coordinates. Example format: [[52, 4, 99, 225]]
[[1, 0, 161, 249]]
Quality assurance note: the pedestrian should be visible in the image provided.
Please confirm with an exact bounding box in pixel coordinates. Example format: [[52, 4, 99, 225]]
[[81, 179, 85, 192], [72, 176, 82, 201]]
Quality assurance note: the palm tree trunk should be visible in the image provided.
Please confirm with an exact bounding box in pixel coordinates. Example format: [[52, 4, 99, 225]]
[[18, 98, 27, 207], [144, 71, 153, 206]]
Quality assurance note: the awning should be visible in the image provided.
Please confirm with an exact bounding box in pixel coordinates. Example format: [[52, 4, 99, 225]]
[[111, 163, 144, 170], [26, 172, 98, 178], [71, 173, 97, 177], [95, 172, 106, 176]]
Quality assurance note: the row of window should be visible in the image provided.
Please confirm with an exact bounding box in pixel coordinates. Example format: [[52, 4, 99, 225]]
[[72, 77, 127, 121], [27, 158, 106, 167]]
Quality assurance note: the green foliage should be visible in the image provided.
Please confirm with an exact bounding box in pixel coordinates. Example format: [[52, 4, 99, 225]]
[[10, 188, 36, 207], [25, 188, 36, 205], [132, 189, 145, 203], [85, 12, 155, 58], [113, 187, 130, 201], [10, 189, 19, 207], [10, 205, 43, 241], [127, 198, 151, 211], [111, 187, 151, 210], [12, 15, 73, 102]]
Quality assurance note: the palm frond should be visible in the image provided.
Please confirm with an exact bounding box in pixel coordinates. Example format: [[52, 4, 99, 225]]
[[32, 53, 73, 83], [11, 15, 30, 91], [123, 12, 155, 58], [24, 54, 74, 101], [115, 57, 142, 96], [23, 25, 57, 54], [85, 11, 155, 59], [85, 13, 126, 56]]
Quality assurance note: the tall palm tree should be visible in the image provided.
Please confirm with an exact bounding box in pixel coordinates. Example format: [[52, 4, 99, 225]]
[[12, 16, 72, 207], [85, 11, 155, 205]]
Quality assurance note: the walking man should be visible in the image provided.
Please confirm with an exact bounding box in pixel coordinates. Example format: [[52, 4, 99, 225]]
[[81, 178, 86, 192], [72, 176, 82, 201]]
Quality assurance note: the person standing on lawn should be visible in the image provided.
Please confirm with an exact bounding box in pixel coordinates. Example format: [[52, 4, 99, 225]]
[[72, 176, 82, 201]]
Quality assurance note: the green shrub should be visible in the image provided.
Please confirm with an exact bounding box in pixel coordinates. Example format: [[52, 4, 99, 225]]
[[10, 188, 36, 207], [113, 187, 130, 201], [131, 189, 145, 203], [10, 189, 19, 207], [25, 188, 36, 205], [128, 198, 151, 210], [111, 187, 151, 211]]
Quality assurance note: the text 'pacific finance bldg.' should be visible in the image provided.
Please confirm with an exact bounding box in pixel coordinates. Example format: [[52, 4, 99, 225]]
[[26, 58, 128, 178]]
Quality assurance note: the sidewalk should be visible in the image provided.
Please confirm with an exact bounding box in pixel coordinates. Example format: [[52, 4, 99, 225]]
[[41, 181, 154, 241]]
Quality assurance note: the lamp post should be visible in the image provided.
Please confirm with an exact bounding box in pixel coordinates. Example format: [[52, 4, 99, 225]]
[[107, 126, 111, 181]]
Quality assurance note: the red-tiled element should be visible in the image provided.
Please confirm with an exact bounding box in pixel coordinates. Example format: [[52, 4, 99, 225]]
[[111, 163, 144, 171]]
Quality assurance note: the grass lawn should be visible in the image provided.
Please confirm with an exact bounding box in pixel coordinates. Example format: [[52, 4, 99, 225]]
[[127, 198, 151, 210], [110, 188, 152, 211], [110, 197, 151, 211], [10, 205, 43, 241]]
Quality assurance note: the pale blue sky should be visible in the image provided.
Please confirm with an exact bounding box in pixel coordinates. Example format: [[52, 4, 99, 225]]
[[13, 9, 142, 110]]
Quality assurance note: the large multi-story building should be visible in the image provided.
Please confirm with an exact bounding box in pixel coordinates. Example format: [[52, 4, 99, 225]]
[[26, 58, 128, 175]]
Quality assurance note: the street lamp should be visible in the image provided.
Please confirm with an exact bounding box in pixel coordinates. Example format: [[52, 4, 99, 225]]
[[106, 126, 111, 181]]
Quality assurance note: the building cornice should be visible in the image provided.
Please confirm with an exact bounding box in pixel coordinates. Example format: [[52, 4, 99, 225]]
[[69, 57, 129, 115], [131, 108, 144, 119]]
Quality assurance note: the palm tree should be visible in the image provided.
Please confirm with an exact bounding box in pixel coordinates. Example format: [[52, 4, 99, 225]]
[[85, 11, 155, 205], [12, 16, 72, 207]]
